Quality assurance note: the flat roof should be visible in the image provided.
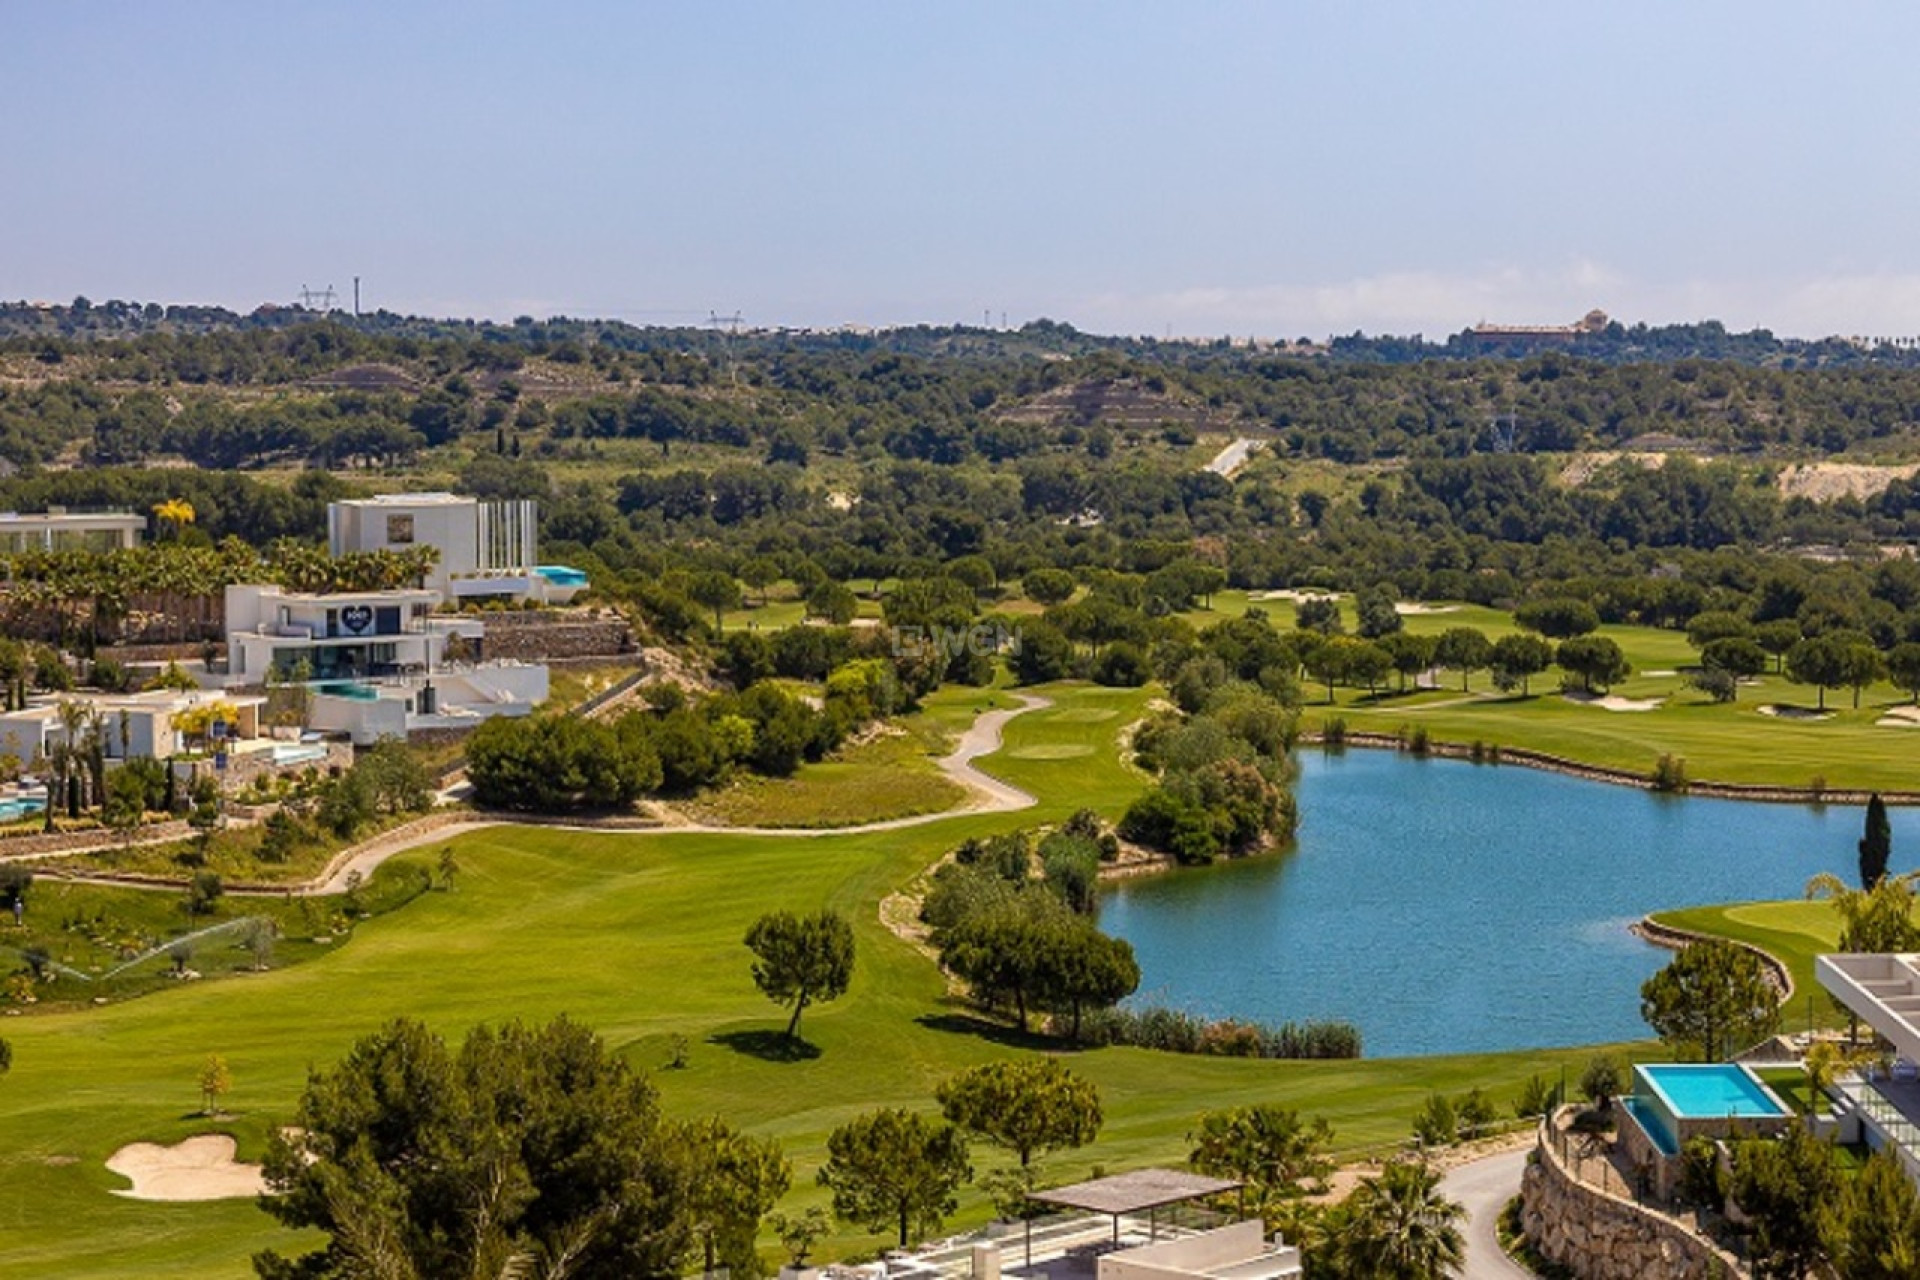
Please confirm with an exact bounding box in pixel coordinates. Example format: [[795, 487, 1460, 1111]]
[[335, 492, 469, 507], [0, 511, 145, 526], [1031, 1169, 1241, 1216]]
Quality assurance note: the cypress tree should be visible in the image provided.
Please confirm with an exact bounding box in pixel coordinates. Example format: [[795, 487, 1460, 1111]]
[[1861, 793, 1893, 889]]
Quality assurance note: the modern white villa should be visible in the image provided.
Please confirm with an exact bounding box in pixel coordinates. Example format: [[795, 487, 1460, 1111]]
[[222, 583, 547, 745], [0, 688, 267, 764], [1816, 953, 1920, 1181], [327, 492, 587, 605], [0, 507, 145, 553]]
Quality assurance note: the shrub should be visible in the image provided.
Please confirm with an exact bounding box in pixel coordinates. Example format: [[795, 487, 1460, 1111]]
[[1678, 1136, 1724, 1209], [1407, 725, 1431, 756], [1513, 1073, 1561, 1119], [1455, 1087, 1497, 1140], [1651, 753, 1689, 794], [1321, 715, 1347, 746], [1412, 1093, 1457, 1146], [1581, 1054, 1622, 1107], [1196, 1020, 1266, 1058], [1075, 1006, 1361, 1059]]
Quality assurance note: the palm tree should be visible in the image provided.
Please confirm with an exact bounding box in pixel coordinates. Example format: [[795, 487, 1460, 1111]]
[[152, 498, 196, 542], [51, 699, 90, 823], [1807, 872, 1920, 953], [1316, 1160, 1464, 1280]]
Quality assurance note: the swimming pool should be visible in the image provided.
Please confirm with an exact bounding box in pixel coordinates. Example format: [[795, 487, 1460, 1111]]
[[1643, 1063, 1790, 1118], [270, 743, 330, 766], [0, 795, 46, 824], [1625, 1063, 1792, 1161], [314, 681, 379, 701], [536, 565, 588, 587]]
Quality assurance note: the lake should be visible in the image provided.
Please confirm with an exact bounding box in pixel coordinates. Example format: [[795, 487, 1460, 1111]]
[[1096, 748, 1920, 1058]]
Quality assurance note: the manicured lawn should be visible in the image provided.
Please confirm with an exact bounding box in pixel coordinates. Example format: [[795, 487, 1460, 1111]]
[[1755, 1065, 1820, 1115], [1652, 899, 1847, 1035], [1177, 594, 1920, 792], [0, 680, 1626, 1277]]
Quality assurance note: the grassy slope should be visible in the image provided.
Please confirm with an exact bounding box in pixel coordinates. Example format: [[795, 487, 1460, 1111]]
[[1652, 899, 1847, 1035], [1182, 593, 1920, 792], [682, 684, 990, 827], [0, 682, 1624, 1278]]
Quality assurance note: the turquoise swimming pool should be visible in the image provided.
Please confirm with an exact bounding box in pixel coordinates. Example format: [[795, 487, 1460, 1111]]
[[1626, 1063, 1792, 1160], [314, 681, 379, 701], [1644, 1063, 1789, 1118], [0, 795, 46, 824], [536, 565, 588, 587]]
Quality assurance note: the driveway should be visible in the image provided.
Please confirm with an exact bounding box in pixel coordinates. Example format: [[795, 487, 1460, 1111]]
[[1439, 1148, 1534, 1279]]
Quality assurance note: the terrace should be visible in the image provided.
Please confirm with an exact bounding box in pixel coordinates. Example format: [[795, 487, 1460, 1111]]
[[874, 1171, 1301, 1280], [1816, 954, 1920, 1179]]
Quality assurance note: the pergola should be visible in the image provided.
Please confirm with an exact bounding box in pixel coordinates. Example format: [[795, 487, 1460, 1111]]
[[1026, 1168, 1243, 1259]]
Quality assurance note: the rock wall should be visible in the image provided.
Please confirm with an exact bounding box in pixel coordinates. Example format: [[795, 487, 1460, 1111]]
[[476, 612, 634, 662], [1522, 1123, 1744, 1279]]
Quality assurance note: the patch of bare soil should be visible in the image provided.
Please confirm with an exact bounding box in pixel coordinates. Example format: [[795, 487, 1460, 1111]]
[[1558, 451, 1669, 487], [1775, 461, 1920, 503]]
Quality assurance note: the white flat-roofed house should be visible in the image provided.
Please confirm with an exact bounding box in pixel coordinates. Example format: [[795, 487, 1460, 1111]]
[[224, 584, 474, 684], [326, 493, 586, 604], [223, 583, 547, 745], [0, 508, 145, 553], [0, 689, 264, 766], [1817, 953, 1920, 1183]]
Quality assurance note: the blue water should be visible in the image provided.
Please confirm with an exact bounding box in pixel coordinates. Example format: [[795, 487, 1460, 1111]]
[[1642, 1064, 1786, 1118], [270, 743, 330, 766], [314, 681, 378, 701], [536, 565, 588, 586], [0, 796, 46, 823], [1622, 1098, 1680, 1155], [1098, 748, 1920, 1057]]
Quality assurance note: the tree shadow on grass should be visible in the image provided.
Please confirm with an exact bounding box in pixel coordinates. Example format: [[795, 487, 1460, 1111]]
[[708, 1029, 823, 1063], [914, 1011, 1069, 1052]]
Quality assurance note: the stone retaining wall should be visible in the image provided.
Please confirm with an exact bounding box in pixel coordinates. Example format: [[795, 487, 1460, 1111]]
[[481, 617, 633, 662], [0, 819, 193, 860], [1522, 1115, 1744, 1279]]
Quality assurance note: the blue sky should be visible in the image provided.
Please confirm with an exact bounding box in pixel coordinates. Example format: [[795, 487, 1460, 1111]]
[[7, 1, 1920, 338]]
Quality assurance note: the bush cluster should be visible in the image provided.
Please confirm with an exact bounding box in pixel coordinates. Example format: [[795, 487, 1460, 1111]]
[[1075, 1004, 1361, 1060]]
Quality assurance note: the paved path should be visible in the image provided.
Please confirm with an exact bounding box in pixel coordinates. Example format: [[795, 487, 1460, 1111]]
[[1439, 1148, 1534, 1280], [47, 695, 1050, 897]]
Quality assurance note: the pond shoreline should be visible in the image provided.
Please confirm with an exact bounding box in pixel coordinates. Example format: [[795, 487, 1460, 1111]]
[[1301, 730, 1919, 806]]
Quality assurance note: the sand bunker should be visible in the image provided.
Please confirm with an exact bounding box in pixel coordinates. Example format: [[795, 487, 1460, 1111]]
[[1759, 704, 1835, 721], [1394, 602, 1459, 616], [1563, 691, 1663, 712], [1256, 589, 1339, 604], [1877, 705, 1920, 728], [106, 1134, 265, 1202]]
